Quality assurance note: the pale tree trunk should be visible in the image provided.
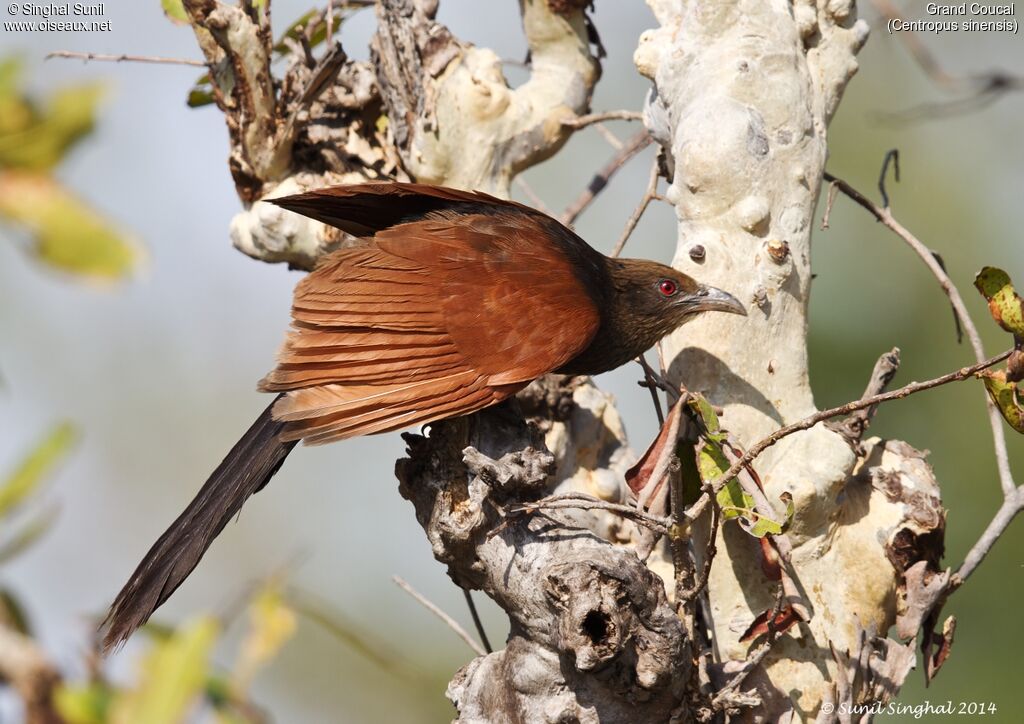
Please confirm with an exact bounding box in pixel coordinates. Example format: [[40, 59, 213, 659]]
[[180, 0, 955, 720]]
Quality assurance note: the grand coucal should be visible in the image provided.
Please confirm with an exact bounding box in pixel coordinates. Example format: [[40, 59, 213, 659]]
[[101, 182, 745, 651]]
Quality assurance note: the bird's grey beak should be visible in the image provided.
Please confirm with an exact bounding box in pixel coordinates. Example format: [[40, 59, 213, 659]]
[[685, 285, 747, 316]]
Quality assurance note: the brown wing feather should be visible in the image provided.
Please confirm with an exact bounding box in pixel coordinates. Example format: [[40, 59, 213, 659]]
[[260, 188, 603, 444]]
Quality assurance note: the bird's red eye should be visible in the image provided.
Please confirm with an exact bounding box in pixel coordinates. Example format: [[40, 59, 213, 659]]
[[658, 279, 678, 297]]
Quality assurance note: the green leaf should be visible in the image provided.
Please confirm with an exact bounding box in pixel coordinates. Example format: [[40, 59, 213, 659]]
[[698, 437, 784, 538], [974, 266, 1024, 337], [0, 83, 103, 170], [55, 683, 112, 724], [0, 422, 75, 517], [745, 510, 784, 538], [110, 617, 219, 724], [0, 171, 140, 280], [981, 370, 1024, 433], [686, 394, 723, 438], [161, 0, 188, 23], [698, 441, 752, 521]]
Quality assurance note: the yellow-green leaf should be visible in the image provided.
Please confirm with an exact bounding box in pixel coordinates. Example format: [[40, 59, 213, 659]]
[[0, 171, 140, 280], [974, 266, 1024, 337], [161, 0, 188, 23], [699, 441, 752, 521], [55, 683, 112, 724], [981, 370, 1024, 433], [0, 83, 103, 170], [232, 583, 297, 693], [110, 617, 219, 724], [0, 422, 75, 517], [0, 58, 33, 137], [687, 394, 723, 437], [745, 510, 784, 538]]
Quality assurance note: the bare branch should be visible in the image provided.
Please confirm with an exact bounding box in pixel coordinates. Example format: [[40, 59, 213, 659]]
[[687, 349, 1013, 521], [514, 177, 553, 217], [954, 486, 1024, 585], [561, 110, 644, 129], [560, 130, 652, 226], [824, 170, 1017, 497], [393, 576, 486, 657], [611, 157, 661, 258], [462, 590, 493, 654], [45, 51, 206, 67], [506, 493, 672, 536], [827, 347, 901, 444]]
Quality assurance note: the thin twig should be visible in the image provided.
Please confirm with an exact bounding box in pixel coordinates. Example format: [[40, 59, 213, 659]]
[[877, 148, 899, 209], [561, 131, 652, 226], [561, 110, 644, 129], [593, 123, 624, 150], [712, 589, 786, 709], [686, 350, 1013, 522], [611, 157, 661, 258], [824, 170, 1016, 497], [679, 495, 720, 604], [514, 177, 553, 216], [954, 486, 1024, 585], [462, 590, 493, 654], [45, 51, 206, 67], [827, 347, 901, 444], [821, 180, 840, 230], [506, 493, 672, 535], [393, 576, 486, 656], [637, 356, 666, 426]]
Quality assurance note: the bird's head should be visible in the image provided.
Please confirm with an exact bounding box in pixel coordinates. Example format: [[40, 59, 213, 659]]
[[608, 258, 746, 345]]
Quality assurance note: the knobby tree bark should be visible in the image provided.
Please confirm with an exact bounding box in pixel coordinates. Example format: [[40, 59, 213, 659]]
[[172, 0, 1005, 721]]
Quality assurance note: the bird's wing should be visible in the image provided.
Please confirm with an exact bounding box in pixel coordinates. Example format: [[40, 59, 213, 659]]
[[259, 213, 601, 444], [267, 181, 535, 238]]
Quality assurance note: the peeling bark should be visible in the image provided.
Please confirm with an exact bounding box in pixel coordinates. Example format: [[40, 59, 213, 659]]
[[396, 404, 686, 723], [636, 1, 943, 719]]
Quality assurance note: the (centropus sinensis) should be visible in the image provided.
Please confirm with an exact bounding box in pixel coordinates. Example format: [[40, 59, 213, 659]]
[[101, 182, 745, 650]]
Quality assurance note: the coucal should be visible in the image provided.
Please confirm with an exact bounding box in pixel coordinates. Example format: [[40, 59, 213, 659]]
[[101, 183, 745, 651]]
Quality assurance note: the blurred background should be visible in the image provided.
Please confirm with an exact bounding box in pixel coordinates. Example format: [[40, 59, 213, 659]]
[[0, 1, 1021, 721]]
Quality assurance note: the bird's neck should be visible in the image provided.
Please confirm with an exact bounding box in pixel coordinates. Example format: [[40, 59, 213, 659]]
[[556, 260, 673, 376]]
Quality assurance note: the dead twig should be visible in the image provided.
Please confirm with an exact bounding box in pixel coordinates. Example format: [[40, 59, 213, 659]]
[[45, 51, 206, 67], [392, 576, 486, 657], [611, 157, 661, 258], [514, 177, 553, 216], [823, 169, 1015, 497], [827, 347, 901, 444], [462, 590, 493, 654], [686, 349, 1013, 522], [561, 130, 652, 226], [953, 485, 1024, 586], [561, 110, 644, 129], [505, 493, 672, 536], [711, 589, 786, 710]]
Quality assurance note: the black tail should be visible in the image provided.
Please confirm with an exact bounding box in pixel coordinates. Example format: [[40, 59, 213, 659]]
[[100, 397, 297, 652]]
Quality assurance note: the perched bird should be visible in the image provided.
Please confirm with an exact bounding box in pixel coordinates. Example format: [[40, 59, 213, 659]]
[[101, 183, 745, 651]]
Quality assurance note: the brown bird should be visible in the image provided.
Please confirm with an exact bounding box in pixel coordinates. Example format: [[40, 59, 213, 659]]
[[101, 182, 745, 651]]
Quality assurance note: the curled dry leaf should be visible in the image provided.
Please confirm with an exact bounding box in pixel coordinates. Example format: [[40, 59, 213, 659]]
[[974, 266, 1024, 337], [980, 369, 1024, 433], [739, 605, 800, 644]]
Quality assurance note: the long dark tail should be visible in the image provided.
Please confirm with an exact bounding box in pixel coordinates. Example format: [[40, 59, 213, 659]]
[[100, 397, 297, 652]]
